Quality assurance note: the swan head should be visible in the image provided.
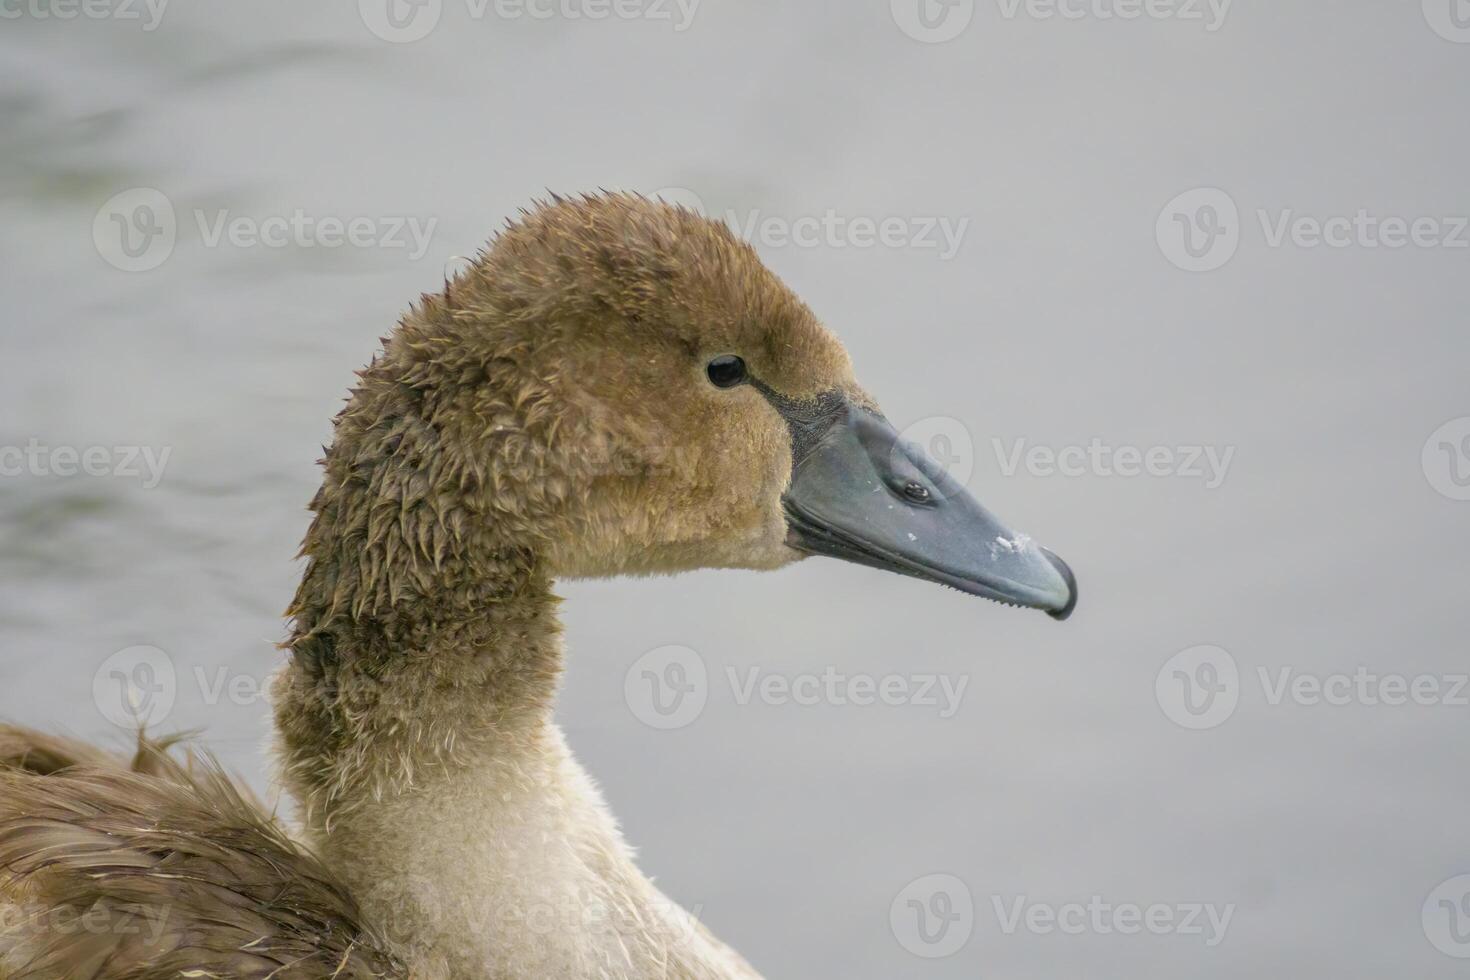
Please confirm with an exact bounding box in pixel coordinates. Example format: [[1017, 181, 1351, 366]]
[[355, 192, 1076, 619]]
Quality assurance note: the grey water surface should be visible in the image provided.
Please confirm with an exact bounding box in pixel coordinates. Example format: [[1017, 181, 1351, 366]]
[[1, 2, 1466, 977]]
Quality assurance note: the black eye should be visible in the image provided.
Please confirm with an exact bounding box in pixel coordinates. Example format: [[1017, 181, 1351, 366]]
[[706, 355, 747, 389]]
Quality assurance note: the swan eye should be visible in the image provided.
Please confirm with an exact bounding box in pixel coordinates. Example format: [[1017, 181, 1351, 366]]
[[705, 355, 747, 389]]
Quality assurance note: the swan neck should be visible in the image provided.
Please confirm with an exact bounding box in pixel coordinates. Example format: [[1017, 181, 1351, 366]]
[[273, 539, 565, 827]]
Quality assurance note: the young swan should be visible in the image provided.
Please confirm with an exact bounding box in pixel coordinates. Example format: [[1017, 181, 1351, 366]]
[[0, 193, 1076, 980]]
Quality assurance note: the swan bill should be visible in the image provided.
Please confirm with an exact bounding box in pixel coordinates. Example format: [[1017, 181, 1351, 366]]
[[779, 397, 1078, 620]]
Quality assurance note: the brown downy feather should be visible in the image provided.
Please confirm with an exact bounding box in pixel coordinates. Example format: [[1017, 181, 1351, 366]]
[[0, 726, 405, 980], [0, 728, 122, 777]]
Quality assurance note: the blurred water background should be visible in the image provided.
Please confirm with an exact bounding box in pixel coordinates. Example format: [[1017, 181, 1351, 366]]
[[1, 2, 1467, 977]]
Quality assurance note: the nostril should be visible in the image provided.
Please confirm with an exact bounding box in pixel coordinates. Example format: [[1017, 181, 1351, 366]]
[[902, 481, 931, 503]]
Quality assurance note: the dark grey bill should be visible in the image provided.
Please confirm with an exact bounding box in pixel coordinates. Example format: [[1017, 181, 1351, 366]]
[[779, 397, 1077, 620]]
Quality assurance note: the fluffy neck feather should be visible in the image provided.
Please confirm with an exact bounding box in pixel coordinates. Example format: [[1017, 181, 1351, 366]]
[[273, 343, 563, 821], [269, 319, 759, 978]]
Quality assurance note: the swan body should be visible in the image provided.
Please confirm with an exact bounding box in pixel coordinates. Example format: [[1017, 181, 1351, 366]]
[[0, 193, 1075, 979]]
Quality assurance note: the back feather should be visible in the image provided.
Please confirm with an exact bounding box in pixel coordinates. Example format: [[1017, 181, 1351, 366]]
[[0, 726, 406, 980]]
